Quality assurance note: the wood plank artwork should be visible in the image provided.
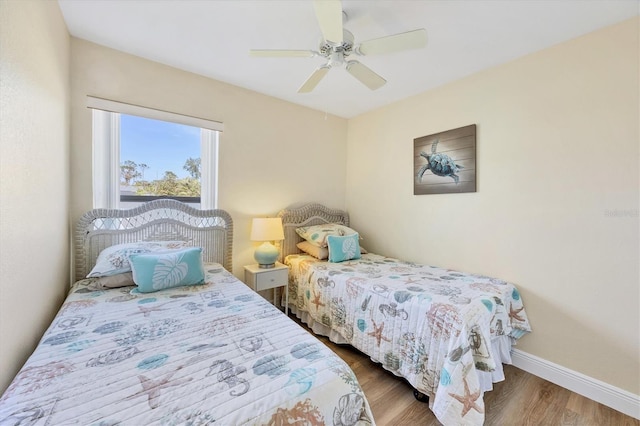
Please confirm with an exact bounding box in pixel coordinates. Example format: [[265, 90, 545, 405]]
[[414, 124, 476, 195]]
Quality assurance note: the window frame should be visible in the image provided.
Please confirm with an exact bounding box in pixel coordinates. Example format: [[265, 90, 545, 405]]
[[88, 97, 223, 210]]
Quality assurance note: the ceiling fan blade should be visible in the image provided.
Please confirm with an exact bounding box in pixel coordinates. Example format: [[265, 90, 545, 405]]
[[298, 66, 330, 93], [249, 50, 316, 58], [346, 61, 386, 90], [357, 29, 427, 56], [313, 0, 343, 44]]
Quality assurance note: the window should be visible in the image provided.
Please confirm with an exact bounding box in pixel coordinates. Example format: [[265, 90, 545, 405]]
[[119, 114, 202, 207], [88, 97, 223, 210]]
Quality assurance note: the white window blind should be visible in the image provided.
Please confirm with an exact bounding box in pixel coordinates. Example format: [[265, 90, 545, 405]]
[[87, 96, 224, 132]]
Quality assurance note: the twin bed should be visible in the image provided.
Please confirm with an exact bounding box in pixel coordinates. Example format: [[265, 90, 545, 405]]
[[0, 200, 531, 426], [278, 203, 531, 426], [0, 200, 374, 425]]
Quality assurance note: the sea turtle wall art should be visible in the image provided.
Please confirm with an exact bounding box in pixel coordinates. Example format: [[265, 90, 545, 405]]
[[417, 139, 464, 184], [413, 124, 477, 195]]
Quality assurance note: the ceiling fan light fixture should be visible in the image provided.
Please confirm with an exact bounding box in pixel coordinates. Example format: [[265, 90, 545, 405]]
[[329, 51, 345, 67], [319, 29, 354, 57]]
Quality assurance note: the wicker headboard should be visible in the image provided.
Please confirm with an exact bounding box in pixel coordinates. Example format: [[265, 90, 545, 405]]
[[276, 203, 349, 262], [74, 199, 233, 281]]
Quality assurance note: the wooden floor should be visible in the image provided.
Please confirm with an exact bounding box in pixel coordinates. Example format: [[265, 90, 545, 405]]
[[293, 318, 639, 425]]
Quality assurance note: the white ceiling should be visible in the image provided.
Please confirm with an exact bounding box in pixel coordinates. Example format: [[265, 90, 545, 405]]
[[58, 0, 639, 118]]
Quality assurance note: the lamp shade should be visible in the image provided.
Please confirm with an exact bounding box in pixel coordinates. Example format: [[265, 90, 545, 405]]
[[250, 218, 284, 242]]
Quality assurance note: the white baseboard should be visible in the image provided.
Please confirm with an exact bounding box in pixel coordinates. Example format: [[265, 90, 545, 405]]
[[510, 349, 639, 420]]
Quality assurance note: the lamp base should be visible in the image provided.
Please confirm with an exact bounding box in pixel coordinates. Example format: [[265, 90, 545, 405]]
[[254, 242, 279, 268], [258, 263, 276, 269]]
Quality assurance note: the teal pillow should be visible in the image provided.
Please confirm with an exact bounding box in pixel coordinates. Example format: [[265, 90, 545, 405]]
[[129, 247, 205, 293], [327, 233, 361, 263]]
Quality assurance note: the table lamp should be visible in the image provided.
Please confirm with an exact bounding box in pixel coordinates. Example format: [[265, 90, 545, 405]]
[[250, 217, 284, 268]]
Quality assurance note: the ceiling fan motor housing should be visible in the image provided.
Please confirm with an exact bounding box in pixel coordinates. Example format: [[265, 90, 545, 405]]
[[319, 29, 354, 66]]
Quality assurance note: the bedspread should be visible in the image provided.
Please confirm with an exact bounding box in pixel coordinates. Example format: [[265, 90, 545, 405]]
[[286, 253, 531, 426], [0, 264, 374, 425]]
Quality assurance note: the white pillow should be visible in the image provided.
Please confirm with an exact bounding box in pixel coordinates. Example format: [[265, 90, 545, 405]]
[[93, 272, 135, 288], [297, 240, 367, 260], [87, 241, 189, 278], [297, 241, 329, 259], [295, 223, 358, 248]]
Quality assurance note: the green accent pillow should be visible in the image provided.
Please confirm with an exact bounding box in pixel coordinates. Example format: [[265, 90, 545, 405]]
[[327, 233, 361, 263], [129, 247, 205, 293]]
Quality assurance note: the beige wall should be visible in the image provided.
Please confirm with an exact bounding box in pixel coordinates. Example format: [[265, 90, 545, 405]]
[[346, 17, 639, 394], [69, 39, 348, 278], [0, 0, 70, 392]]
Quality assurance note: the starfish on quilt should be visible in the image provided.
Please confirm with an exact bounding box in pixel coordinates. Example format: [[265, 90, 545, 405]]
[[448, 377, 484, 417], [508, 305, 525, 322], [311, 290, 325, 310], [129, 302, 170, 318], [126, 367, 193, 409], [367, 319, 391, 347]]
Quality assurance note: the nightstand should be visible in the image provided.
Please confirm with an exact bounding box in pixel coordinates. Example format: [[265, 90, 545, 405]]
[[244, 262, 289, 315]]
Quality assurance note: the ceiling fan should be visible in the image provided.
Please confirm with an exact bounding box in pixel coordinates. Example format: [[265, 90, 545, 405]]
[[249, 0, 427, 93]]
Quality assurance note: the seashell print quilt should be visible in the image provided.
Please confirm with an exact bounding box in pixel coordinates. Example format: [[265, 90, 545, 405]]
[[0, 264, 374, 425], [285, 253, 531, 426]]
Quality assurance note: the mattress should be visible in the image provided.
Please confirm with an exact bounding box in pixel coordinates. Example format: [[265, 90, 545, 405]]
[[0, 264, 374, 425], [285, 253, 531, 426]]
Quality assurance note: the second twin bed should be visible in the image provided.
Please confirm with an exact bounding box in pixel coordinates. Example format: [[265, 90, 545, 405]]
[[278, 203, 531, 426]]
